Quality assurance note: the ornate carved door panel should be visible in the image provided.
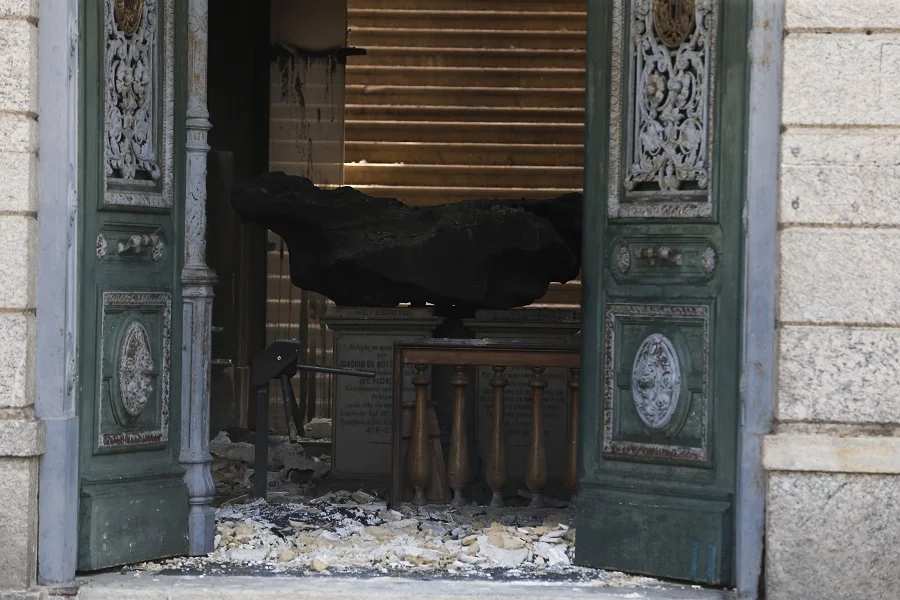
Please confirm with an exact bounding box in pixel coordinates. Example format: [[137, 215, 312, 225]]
[[77, 0, 188, 569], [576, 0, 748, 584]]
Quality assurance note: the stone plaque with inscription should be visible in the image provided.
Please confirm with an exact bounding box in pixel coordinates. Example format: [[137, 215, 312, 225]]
[[463, 309, 580, 496], [325, 307, 442, 479]]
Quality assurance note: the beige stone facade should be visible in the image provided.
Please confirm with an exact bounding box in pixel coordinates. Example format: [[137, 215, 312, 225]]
[[763, 1, 900, 598], [0, 0, 43, 594]]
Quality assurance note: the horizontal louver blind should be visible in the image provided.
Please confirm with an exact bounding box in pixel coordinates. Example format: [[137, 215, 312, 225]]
[[345, 0, 585, 309]]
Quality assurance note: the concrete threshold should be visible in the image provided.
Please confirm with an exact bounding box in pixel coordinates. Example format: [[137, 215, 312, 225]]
[[76, 573, 734, 600]]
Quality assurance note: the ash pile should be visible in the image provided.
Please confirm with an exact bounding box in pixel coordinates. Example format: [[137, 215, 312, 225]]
[[154, 426, 619, 579], [209, 493, 578, 574], [210, 419, 334, 505], [141, 490, 589, 578]]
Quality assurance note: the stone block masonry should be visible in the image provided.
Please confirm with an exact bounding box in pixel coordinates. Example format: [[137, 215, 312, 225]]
[[0, 0, 42, 595], [768, 2, 900, 598], [765, 470, 900, 600]]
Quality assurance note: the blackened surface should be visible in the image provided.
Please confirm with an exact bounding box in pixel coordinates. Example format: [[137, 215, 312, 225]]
[[231, 172, 582, 309]]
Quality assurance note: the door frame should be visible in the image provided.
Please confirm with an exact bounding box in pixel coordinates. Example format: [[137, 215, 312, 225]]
[[735, 0, 783, 597], [34, 0, 783, 595], [35, 0, 81, 584]]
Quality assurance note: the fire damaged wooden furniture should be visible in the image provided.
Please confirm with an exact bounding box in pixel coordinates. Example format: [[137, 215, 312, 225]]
[[390, 339, 580, 509]]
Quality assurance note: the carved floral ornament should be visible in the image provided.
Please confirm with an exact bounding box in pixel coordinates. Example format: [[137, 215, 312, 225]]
[[118, 321, 155, 418], [627, 0, 712, 195], [106, 0, 161, 182], [605, 0, 716, 219], [615, 245, 632, 274], [631, 333, 682, 430], [96, 234, 108, 260], [700, 245, 716, 276]]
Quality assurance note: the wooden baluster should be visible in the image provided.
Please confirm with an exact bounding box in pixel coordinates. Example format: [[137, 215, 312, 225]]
[[526, 366, 548, 508], [448, 365, 470, 507], [486, 366, 509, 508], [407, 364, 431, 506], [564, 367, 580, 502]]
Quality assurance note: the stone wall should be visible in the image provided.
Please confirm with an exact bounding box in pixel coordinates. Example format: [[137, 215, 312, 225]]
[[766, 2, 900, 598], [0, 0, 43, 593]]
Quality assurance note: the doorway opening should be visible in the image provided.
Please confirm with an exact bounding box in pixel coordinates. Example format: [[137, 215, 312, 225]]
[[206, 0, 586, 479], [196, 0, 599, 581], [192, 0, 746, 591], [47, 0, 758, 591]]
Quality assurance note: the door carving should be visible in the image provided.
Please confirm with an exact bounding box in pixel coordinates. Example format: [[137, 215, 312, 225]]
[[578, 0, 748, 585], [104, 0, 174, 209], [630, 332, 682, 430], [608, 0, 716, 218], [78, 0, 188, 570]]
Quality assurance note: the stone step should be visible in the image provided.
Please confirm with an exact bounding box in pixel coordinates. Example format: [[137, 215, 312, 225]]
[[345, 85, 585, 108], [349, 0, 587, 12], [351, 46, 586, 69], [345, 120, 584, 144], [347, 9, 587, 32], [345, 141, 584, 167], [77, 572, 731, 599], [344, 163, 583, 189], [345, 104, 584, 123], [349, 27, 586, 50], [344, 184, 580, 207], [346, 65, 585, 89]]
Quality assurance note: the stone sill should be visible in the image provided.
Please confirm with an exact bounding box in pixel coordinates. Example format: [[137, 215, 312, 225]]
[[73, 574, 733, 600], [763, 433, 900, 474]]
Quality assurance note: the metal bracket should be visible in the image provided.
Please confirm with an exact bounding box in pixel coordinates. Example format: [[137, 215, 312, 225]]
[[250, 339, 375, 500], [116, 233, 161, 256]]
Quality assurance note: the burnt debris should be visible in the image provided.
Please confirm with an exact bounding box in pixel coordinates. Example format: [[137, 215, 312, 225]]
[[231, 172, 582, 309]]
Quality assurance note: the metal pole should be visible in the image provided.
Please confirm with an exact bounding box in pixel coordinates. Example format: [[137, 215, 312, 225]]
[[253, 385, 269, 499], [295, 364, 375, 378]]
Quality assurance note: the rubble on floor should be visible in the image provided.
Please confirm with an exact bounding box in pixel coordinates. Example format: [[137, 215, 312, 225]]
[[306, 417, 332, 440], [210, 427, 333, 506], [138, 491, 656, 586], [213, 493, 579, 573], [165, 428, 657, 585]]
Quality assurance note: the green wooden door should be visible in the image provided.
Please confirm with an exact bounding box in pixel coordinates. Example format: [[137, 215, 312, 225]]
[[77, 0, 189, 570], [576, 0, 748, 585]]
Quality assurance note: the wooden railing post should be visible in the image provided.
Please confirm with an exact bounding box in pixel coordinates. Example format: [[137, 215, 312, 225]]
[[526, 366, 548, 508], [565, 367, 580, 502], [448, 365, 470, 507], [486, 366, 509, 508], [390, 340, 579, 510], [407, 364, 431, 506]]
